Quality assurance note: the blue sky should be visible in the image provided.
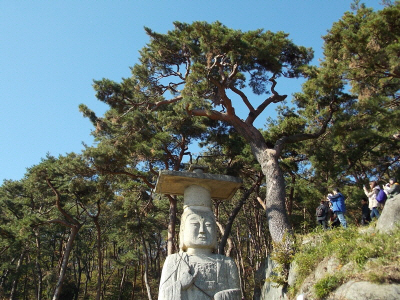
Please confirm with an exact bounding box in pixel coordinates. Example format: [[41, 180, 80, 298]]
[[0, 0, 382, 182]]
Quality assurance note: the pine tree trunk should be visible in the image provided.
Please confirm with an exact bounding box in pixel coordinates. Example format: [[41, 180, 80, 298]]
[[287, 173, 296, 216], [130, 264, 137, 300], [167, 196, 177, 255], [94, 217, 103, 300], [229, 116, 293, 246], [9, 251, 25, 300], [0, 256, 16, 290], [34, 231, 43, 300], [254, 147, 292, 245], [52, 225, 80, 300], [118, 266, 127, 300], [141, 237, 153, 300]]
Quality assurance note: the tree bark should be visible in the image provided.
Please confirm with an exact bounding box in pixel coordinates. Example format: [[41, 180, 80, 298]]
[[216, 221, 234, 256], [141, 236, 153, 300], [93, 215, 103, 300], [118, 266, 127, 300], [167, 196, 177, 255], [287, 172, 296, 216], [34, 230, 43, 300], [205, 112, 294, 245], [52, 225, 81, 300], [254, 147, 292, 246], [9, 250, 26, 300]]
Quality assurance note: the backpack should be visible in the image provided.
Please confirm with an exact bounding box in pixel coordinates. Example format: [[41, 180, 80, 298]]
[[376, 188, 387, 203], [316, 205, 326, 217]]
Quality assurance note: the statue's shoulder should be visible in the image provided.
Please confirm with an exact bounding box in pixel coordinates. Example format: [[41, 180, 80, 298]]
[[165, 251, 188, 264]]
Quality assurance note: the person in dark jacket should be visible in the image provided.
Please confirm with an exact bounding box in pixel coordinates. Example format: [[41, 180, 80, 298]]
[[330, 210, 341, 228], [316, 200, 329, 230], [327, 188, 347, 228], [361, 198, 371, 225]]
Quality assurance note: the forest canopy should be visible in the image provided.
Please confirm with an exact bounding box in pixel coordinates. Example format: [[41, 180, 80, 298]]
[[1, 2, 399, 300]]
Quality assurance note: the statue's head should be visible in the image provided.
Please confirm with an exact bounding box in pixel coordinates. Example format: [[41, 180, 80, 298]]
[[179, 207, 217, 252]]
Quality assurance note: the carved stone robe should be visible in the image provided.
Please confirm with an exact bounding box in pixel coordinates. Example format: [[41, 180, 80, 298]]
[[158, 251, 241, 300]]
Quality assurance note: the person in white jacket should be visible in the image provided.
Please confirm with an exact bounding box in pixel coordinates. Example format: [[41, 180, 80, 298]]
[[363, 181, 380, 220]]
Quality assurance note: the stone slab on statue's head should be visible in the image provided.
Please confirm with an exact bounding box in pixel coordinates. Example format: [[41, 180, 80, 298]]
[[154, 167, 242, 201]]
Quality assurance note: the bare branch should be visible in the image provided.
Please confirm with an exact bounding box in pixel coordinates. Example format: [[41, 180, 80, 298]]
[[184, 56, 191, 80], [46, 219, 75, 229], [103, 170, 155, 190], [228, 63, 239, 81], [151, 96, 183, 111], [274, 101, 335, 156], [188, 107, 228, 121], [256, 196, 266, 210], [46, 179, 80, 226], [209, 77, 235, 116], [245, 77, 287, 125], [230, 84, 254, 112]]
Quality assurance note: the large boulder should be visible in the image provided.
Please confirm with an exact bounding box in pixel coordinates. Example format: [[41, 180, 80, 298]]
[[327, 280, 400, 300], [376, 194, 400, 234], [257, 255, 288, 300], [296, 257, 342, 299]]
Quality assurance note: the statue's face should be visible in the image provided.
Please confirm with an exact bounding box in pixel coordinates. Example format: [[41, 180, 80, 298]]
[[182, 211, 216, 250]]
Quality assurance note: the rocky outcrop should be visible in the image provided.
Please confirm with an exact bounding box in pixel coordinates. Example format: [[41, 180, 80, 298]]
[[327, 281, 400, 300], [376, 194, 400, 234], [256, 255, 288, 300], [259, 256, 400, 300], [295, 257, 341, 299], [257, 194, 400, 300]]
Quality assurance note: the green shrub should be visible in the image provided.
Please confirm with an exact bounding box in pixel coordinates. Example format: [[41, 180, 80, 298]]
[[314, 274, 344, 299], [290, 227, 400, 296]]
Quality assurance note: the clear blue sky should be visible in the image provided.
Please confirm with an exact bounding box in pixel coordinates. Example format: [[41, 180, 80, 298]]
[[0, 0, 382, 182]]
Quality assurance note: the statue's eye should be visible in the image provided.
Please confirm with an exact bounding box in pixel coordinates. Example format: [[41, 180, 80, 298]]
[[205, 222, 212, 227]]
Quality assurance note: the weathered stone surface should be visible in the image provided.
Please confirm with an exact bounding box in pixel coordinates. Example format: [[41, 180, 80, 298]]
[[287, 260, 298, 287], [254, 260, 267, 300], [156, 169, 242, 300], [158, 206, 241, 299], [154, 169, 242, 200], [258, 255, 288, 300], [328, 280, 400, 300], [297, 257, 341, 299], [376, 194, 400, 234]]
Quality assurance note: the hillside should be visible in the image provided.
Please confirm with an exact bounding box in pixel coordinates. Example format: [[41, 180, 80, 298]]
[[259, 194, 400, 300]]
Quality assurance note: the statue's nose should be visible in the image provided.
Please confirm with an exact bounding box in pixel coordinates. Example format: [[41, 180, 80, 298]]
[[199, 222, 205, 233]]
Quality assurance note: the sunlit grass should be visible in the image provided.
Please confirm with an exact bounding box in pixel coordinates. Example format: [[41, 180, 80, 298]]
[[289, 225, 400, 298]]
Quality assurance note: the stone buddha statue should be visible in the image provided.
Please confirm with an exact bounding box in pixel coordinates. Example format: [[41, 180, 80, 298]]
[[157, 185, 241, 300]]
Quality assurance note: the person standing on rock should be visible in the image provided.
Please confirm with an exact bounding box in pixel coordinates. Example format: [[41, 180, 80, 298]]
[[363, 181, 380, 220], [316, 200, 329, 230], [327, 188, 347, 228], [361, 198, 371, 226], [385, 178, 400, 199]]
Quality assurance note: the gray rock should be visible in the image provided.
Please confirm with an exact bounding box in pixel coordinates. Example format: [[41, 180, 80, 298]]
[[297, 257, 341, 299], [376, 194, 400, 234], [328, 280, 400, 300], [287, 260, 298, 287], [259, 255, 288, 300]]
